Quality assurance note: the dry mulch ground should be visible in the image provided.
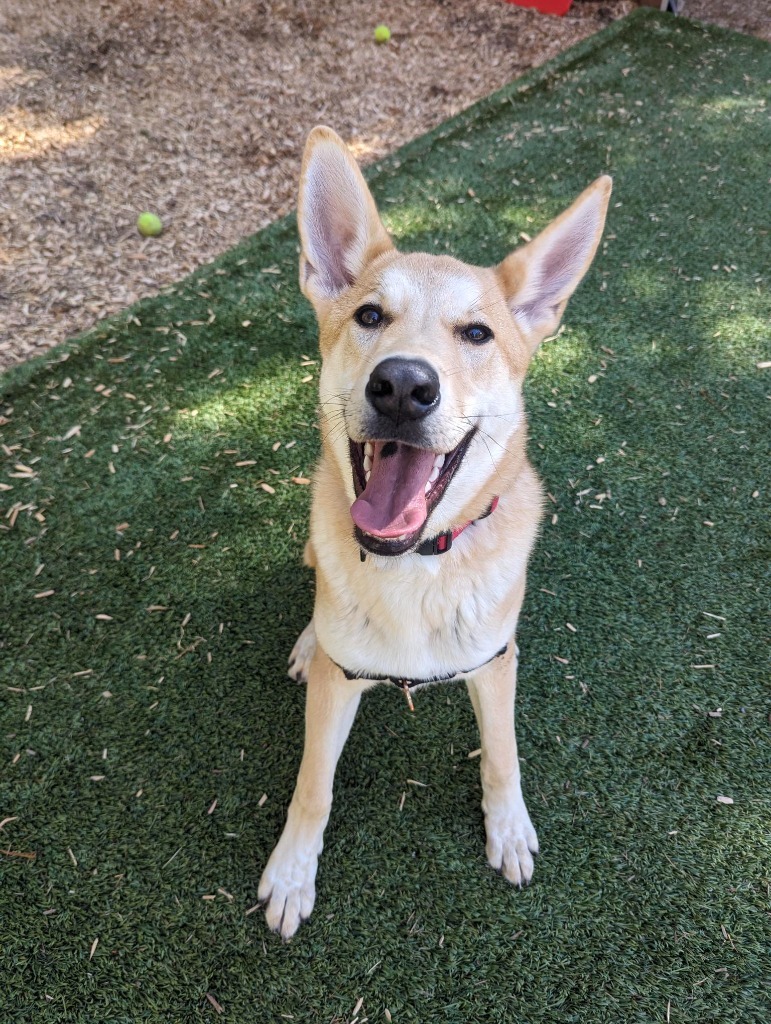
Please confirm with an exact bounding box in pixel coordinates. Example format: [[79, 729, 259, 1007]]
[[1, 0, 767, 372]]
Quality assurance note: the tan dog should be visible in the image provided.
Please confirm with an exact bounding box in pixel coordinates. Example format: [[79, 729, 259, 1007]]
[[258, 126, 611, 939]]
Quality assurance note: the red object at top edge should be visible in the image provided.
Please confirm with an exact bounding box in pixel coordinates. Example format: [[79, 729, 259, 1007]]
[[504, 0, 574, 16]]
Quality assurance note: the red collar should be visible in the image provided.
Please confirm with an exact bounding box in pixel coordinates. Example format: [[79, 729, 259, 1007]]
[[416, 496, 499, 556]]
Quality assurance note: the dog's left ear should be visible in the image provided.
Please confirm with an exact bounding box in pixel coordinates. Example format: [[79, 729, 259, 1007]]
[[298, 126, 394, 310], [497, 176, 612, 351]]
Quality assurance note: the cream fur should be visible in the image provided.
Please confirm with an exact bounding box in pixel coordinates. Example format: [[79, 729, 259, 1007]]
[[259, 126, 611, 939]]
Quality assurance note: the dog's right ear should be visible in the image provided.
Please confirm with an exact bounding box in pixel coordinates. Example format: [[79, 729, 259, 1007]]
[[298, 126, 393, 309]]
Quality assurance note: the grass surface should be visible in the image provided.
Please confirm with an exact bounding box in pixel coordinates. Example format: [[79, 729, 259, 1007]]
[[2, 10, 770, 1022]]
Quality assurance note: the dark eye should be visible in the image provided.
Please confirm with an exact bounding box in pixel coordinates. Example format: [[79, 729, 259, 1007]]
[[461, 323, 493, 345], [355, 305, 384, 328]]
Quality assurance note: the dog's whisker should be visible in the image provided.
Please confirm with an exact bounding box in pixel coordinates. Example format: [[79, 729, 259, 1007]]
[[469, 295, 519, 317], [468, 280, 507, 313], [478, 431, 502, 479], [319, 409, 346, 425], [318, 391, 352, 408], [449, 411, 521, 420], [456, 414, 515, 462], [470, 412, 522, 420], [320, 413, 348, 435], [477, 427, 514, 459], [318, 411, 350, 448]]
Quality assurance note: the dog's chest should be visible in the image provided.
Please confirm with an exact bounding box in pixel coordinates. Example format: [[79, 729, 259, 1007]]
[[315, 540, 527, 681]]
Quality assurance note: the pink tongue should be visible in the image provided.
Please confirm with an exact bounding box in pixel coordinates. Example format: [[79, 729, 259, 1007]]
[[351, 442, 436, 538]]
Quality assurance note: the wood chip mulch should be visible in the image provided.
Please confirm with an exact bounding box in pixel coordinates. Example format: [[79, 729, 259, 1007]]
[[1, 0, 766, 373]]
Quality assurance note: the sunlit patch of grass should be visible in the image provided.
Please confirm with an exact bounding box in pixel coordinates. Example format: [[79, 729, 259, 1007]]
[[380, 204, 445, 241], [531, 327, 594, 380], [169, 362, 314, 433], [695, 95, 767, 116]]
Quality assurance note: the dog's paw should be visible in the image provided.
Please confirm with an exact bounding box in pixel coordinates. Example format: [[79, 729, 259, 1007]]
[[288, 620, 316, 683], [484, 794, 539, 887], [258, 840, 318, 940]]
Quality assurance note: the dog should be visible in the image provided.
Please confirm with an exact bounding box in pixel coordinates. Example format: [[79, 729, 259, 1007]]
[[258, 126, 611, 938]]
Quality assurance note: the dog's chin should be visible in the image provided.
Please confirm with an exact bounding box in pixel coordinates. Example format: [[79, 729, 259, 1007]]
[[353, 525, 423, 557], [348, 426, 477, 557]]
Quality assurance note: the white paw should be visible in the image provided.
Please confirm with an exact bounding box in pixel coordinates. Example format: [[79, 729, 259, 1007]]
[[258, 835, 319, 940], [484, 792, 539, 887], [288, 619, 316, 683]]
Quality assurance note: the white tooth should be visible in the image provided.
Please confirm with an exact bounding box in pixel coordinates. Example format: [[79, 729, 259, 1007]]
[[433, 453, 445, 470], [365, 470, 371, 481], [428, 467, 440, 483], [364, 442, 374, 458], [363, 455, 372, 472], [425, 481, 432, 494]]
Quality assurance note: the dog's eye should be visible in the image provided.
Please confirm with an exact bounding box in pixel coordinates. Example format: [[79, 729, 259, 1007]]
[[355, 305, 384, 328], [461, 323, 493, 345]]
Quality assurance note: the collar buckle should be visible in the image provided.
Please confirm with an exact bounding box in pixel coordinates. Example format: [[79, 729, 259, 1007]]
[[417, 530, 453, 557]]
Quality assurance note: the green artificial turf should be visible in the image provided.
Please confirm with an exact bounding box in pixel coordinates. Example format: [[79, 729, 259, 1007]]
[[2, 10, 769, 1022]]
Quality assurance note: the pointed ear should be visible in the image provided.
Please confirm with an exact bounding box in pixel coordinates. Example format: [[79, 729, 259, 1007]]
[[297, 126, 394, 308], [497, 176, 612, 351]]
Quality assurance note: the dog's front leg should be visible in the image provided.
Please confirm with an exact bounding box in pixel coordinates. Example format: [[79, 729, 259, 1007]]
[[466, 643, 539, 887], [259, 647, 366, 939]]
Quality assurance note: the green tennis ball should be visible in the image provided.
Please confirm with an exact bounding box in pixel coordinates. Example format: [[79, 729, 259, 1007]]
[[374, 24, 391, 43], [137, 212, 163, 237]]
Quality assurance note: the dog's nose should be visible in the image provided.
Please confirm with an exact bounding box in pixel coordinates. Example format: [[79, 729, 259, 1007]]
[[365, 357, 440, 423]]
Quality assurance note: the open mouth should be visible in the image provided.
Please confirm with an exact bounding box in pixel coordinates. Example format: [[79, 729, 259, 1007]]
[[348, 427, 476, 556]]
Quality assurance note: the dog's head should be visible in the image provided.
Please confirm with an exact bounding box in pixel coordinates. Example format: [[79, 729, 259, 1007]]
[[298, 126, 611, 557]]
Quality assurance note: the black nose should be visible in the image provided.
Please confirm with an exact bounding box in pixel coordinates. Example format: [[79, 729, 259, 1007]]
[[365, 357, 440, 424]]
